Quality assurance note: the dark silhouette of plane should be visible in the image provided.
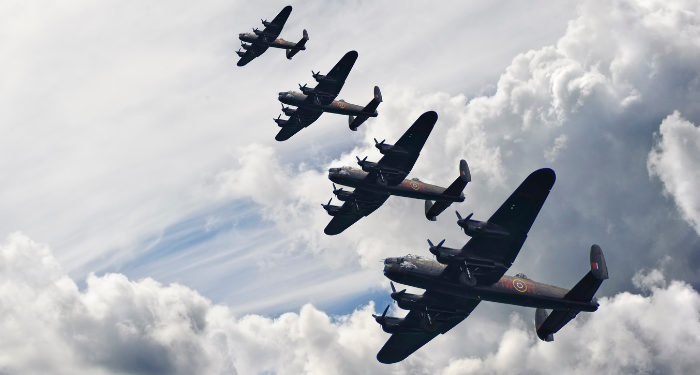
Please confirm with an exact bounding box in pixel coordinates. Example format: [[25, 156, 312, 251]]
[[276, 50, 382, 141], [237, 6, 308, 66], [374, 168, 609, 363], [323, 111, 470, 235]]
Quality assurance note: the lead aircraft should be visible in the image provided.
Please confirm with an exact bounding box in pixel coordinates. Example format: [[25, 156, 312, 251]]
[[237, 6, 309, 67], [275, 50, 382, 141], [323, 111, 470, 235], [374, 168, 609, 363]]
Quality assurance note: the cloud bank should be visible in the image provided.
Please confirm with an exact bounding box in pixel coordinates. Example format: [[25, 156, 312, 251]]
[[1, 233, 699, 375]]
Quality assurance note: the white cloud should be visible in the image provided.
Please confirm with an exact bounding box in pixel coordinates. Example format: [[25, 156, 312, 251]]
[[648, 112, 700, 235], [2, 232, 699, 375]]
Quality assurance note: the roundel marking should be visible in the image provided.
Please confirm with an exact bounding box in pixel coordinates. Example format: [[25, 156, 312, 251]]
[[410, 181, 420, 190], [512, 279, 528, 293]]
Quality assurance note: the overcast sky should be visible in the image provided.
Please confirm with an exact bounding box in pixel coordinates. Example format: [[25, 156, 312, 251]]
[[1, 0, 700, 374]]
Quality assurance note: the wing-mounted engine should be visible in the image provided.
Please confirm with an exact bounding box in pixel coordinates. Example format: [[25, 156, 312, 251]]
[[253, 27, 263, 36], [261, 19, 271, 27], [456, 211, 510, 238], [321, 198, 342, 216], [281, 104, 296, 116], [274, 114, 294, 127], [427, 239, 508, 286], [332, 184, 353, 201], [372, 305, 418, 334], [374, 138, 408, 156], [298, 83, 314, 96], [356, 156, 403, 186], [388, 282, 464, 315], [311, 70, 332, 83]]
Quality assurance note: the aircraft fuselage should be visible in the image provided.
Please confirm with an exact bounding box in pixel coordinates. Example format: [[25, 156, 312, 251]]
[[328, 167, 465, 202], [239, 33, 305, 50], [279, 91, 378, 117], [383, 255, 599, 312]]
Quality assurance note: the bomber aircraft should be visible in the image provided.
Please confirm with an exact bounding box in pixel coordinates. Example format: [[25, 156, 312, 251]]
[[373, 168, 609, 363], [237, 5, 309, 67], [323, 111, 470, 235], [275, 50, 382, 141]]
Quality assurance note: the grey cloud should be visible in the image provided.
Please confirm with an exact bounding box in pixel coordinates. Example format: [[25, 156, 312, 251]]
[[2, 233, 699, 375], [648, 112, 700, 236]]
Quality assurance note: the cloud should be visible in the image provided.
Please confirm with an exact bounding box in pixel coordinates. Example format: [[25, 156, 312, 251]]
[[2, 232, 700, 375], [648, 112, 700, 235]]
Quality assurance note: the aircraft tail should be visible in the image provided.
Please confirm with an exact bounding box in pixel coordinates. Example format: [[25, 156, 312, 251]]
[[286, 29, 309, 59], [349, 86, 383, 131], [535, 245, 608, 341], [424, 160, 471, 221]]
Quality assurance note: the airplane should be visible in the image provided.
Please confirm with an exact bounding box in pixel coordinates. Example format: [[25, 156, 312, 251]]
[[275, 50, 382, 141], [373, 168, 609, 364], [237, 5, 309, 67], [323, 111, 470, 235]]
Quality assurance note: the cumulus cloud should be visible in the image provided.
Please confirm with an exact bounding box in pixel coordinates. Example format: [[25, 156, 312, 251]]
[[2, 232, 699, 375], [648, 112, 700, 235]]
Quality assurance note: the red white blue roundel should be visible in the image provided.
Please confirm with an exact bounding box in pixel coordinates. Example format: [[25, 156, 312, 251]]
[[512, 279, 528, 292]]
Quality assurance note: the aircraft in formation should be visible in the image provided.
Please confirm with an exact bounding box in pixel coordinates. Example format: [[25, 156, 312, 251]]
[[372, 168, 609, 363], [275, 51, 382, 141], [322, 111, 470, 235], [237, 6, 309, 67], [237, 6, 608, 365]]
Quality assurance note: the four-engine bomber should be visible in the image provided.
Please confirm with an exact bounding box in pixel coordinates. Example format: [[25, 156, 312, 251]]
[[236, 6, 309, 66], [373, 168, 609, 364], [274, 50, 382, 141], [322, 111, 470, 235]]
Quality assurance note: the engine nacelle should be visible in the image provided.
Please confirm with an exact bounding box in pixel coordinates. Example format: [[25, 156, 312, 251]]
[[459, 219, 510, 238], [333, 190, 353, 201], [241, 43, 252, 50], [376, 142, 408, 156], [323, 204, 342, 216], [300, 86, 314, 96], [253, 28, 263, 35], [262, 19, 271, 27], [274, 117, 289, 127], [313, 73, 326, 82], [236, 50, 246, 57], [282, 107, 296, 116]]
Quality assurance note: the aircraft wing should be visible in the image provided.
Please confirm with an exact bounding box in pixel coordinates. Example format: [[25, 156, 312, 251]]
[[260, 5, 292, 39], [311, 51, 358, 105], [371, 111, 438, 184], [453, 168, 556, 285], [324, 189, 389, 235], [237, 44, 269, 67], [275, 107, 323, 141], [377, 296, 480, 364]]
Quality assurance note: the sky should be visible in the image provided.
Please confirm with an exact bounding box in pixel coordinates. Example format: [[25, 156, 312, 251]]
[[1, 0, 699, 374]]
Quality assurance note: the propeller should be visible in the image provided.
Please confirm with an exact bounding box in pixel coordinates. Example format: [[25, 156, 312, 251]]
[[332, 183, 344, 194], [455, 210, 474, 221], [298, 83, 308, 90], [356, 155, 368, 166], [372, 304, 390, 321], [427, 239, 445, 248], [389, 282, 406, 303], [374, 138, 386, 146], [321, 198, 333, 211]]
